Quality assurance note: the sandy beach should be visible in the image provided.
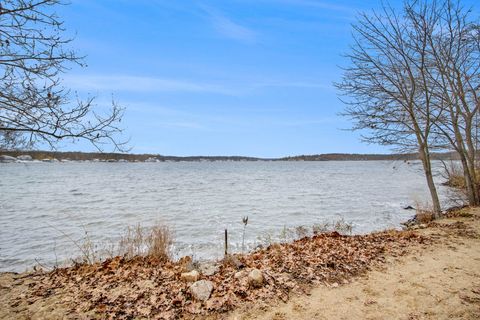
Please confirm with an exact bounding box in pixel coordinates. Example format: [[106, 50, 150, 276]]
[[230, 209, 480, 320]]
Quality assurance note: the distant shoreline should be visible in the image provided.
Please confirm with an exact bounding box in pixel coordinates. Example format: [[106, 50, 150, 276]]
[[0, 150, 461, 163]]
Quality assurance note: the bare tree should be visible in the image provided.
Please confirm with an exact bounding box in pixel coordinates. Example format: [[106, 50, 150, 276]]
[[415, 0, 480, 206], [0, 0, 127, 151], [338, 0, 480, 212], [336, 1, 443, 215]]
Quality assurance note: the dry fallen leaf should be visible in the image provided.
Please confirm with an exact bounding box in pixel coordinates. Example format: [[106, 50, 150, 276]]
[[19, 230, 427, 319]]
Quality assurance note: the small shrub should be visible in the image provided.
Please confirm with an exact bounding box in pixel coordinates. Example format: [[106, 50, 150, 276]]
[[49, 224, 101, 265], [147, 224, 173, 260], [414, 201, 436, 223], [312, 222, 330, 234], [256, 232, 274, 247], [441, 161, 465, 188], [333, 217, 353, 235], [416, 211, 434, 223], [445, 206, 472, 218], [118, 222, 173, 261], [295, 226, 309, 238], [279, 225, 289, 243], [118, 224, 145, 258]]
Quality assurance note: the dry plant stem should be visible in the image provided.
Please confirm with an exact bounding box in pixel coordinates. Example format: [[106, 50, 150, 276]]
[[45, 222, 97, 265], [118, 223, 173, 261]]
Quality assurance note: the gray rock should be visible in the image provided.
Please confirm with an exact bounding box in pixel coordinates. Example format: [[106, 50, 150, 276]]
[[189, 280, 214, 301], [199, 262, 219, 276], [0, 155, 17, 163], [16, 155, 32, 161], [223, 254, 244, 269], [234, 270, 247, 279], [178, 256, 194, 272], [181, 270, 199, 282], [248, 269, 264, 288]]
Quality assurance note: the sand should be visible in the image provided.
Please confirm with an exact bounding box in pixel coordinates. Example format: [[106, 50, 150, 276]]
[[229, 209, 480, 320]]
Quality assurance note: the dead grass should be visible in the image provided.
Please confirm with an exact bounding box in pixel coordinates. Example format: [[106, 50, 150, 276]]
[[441, 161, 480, 194], [441, 161, 466, 189], [53, 222, 174, 267], [118, 224, 145, 258], [313, 217, 353, 235], [414, 201, 435, 223], [118, 223, 173, 261], [259, 218, 354, 247], [445, 207, 474, 218], [416, 211, 435, 223], [445, 173, 466, 189], [148, 224, 173, 260]]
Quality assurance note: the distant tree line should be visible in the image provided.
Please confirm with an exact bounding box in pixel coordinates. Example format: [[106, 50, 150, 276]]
[[337, 0, 480, 215], [0, 150, 462, 162], [0, 150, 265, 162], [281, 152, 461, 161]]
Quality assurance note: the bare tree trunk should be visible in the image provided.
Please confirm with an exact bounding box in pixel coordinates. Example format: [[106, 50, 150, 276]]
[[452, 120, 478, 206], [464, 119, 479, 205], [460, 152, 477, 205], [419, 144, 442, 216]]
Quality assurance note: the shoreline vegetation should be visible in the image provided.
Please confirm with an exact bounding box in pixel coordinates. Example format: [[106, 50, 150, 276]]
[[1, 207, 479, 319], [0, 150, 463, 163]]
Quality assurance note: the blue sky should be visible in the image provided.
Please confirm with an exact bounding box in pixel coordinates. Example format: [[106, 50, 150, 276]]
[[56, 0, 477, 157]]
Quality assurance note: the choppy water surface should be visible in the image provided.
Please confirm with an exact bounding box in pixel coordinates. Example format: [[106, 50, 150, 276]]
[[0, 161, 450, 272]]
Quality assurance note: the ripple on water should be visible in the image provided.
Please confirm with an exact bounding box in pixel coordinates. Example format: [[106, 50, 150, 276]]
[[0, 161, 452, 272]]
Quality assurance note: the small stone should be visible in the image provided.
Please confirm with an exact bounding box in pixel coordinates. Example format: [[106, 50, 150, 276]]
[[189, 280, 214, 301], [248, 269, 264, 288], [234, 270, 247, 279], [224, 254, 244, 269], [199, 263, 219, 276], [181, 270, 199, 282], [178, 256, 194, 272]]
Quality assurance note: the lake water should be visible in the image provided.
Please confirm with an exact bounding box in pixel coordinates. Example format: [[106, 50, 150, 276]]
[[0, 160, 450, 272]]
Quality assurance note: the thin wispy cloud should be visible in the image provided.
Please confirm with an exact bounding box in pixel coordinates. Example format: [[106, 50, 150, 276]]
[[125, 100, 342, 128], [271, 0, 355, 12], [271, 117, 343, 127], [252, 0, 357, 17], [151, 121, 207, 130], [63, 74, 236, 95], [199, 5, 256, 43], [64, 74, 332, 95], [254, 81, 333, 91]]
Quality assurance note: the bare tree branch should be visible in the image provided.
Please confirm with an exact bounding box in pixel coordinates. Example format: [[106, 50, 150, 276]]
[[0, 0, 128, 151]]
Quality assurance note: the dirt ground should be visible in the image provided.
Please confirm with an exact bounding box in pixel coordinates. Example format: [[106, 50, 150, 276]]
[[1, 209, 479, 320], [229, 209, 480, 320]]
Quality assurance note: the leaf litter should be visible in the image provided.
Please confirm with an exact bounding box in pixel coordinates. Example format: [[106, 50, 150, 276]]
[[15, 229, 428, 319]]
